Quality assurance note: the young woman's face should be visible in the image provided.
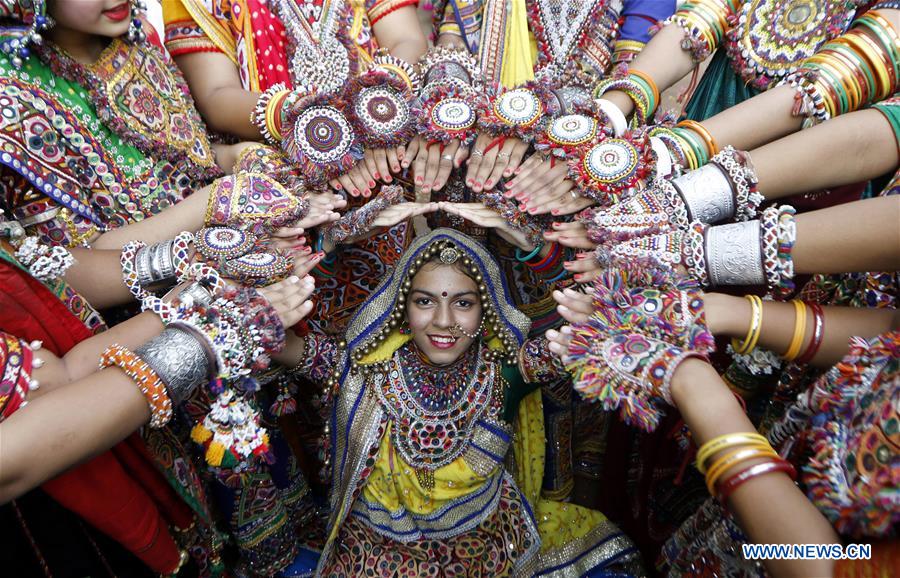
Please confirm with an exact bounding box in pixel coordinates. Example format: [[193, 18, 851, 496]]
[[406, 263, 483, 366], [48, 0, 132, 39]]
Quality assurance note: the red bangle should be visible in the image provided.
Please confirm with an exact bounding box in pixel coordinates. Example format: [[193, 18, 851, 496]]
[[717, 459, 797, 506], [796, 302, 824, 365], [529, 243, 560, 272]]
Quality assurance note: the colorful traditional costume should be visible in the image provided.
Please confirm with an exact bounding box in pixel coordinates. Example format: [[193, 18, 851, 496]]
[[288, 229, 642, 576], [162, 0, 420, 334]]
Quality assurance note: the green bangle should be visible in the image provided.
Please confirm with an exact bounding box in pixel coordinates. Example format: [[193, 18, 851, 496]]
[[854, 17, 900, 81], [515, 243, 543, 262]]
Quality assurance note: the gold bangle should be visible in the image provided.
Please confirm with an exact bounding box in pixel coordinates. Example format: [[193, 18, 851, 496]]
[[783, 300, 808, 361], [265, 89, 289, 142], [851, 31, 894, 99], [731, 295, 762, 355], [696, 432, 769, 474], [705, 446, 779, 494]]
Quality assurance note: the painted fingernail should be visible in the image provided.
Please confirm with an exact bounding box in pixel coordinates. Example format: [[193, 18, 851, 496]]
[[515, 168, 522, 174], [384, 176, 393, 183], [551, 209, 560, 215], [485, 180, 493, 188], [333, 183, 342, 190], [573, 274, 583, 281], [415, 176, 423, 184], [474, 181, 482, 187], [528, 207, 538, 214], [392, 165, 400, 172], [466, 179, 474, 187], [373, 172, 380, 180], [353, 188, 360, 196]]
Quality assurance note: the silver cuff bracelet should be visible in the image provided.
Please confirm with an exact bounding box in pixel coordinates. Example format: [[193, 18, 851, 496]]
[[675, 163, 735, 224], [704, 220, 765, 287], [136, 326, 212, 405], [178, 282, 214, 309], [136, 245, 155, 287]]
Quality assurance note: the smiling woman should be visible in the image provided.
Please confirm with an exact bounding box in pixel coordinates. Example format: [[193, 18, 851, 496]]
[[271, 228, 643, 576]]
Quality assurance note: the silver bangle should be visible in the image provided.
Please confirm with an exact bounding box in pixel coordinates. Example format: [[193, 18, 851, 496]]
[[155, 240, 175, 282], [675, 163, 735, 224], [704, 220, 765, 287], [135, 245, 155, 287], [136, 326, 212, 405], [149, 243, 165, 283], [552, 85, 592, 114], [178, 282, 214, 309]]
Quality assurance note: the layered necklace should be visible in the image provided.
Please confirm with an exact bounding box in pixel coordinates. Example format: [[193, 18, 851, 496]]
[[274, 0, 353, 94], [375, 342, 496, 489]]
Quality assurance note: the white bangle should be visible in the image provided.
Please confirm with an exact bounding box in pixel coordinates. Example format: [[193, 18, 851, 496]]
[[594, 98, 628, 136], [649, 136, 674, 178]]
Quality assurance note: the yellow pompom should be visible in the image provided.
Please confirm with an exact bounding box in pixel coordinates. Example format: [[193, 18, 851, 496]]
[[191, 423, 212, 443], [206, 441, 225, 466]]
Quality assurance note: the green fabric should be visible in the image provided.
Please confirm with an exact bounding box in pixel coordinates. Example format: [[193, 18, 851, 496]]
[[502, 362, 540, 423], [0, 50, 152, 181], [683, 48, 761, 122], [872, 96, 900, 151]]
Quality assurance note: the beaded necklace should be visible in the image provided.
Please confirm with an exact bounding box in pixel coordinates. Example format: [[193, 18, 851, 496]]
[[526, 0, 617, 80], [273, 0, 355, 93], [375, 341, 499, 477]]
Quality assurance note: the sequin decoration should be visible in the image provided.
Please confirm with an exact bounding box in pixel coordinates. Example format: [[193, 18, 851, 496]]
[[494, 88, 543, 127], [195, 226, 257, 261], [432, 98, 476, 132], [346, 69, 419, 150], [585, 139, 638, 183], [223, 251, 292, 286], [357, 85, 407, 133], [547, 114, 598, 147], [726, 0, 858, 89]]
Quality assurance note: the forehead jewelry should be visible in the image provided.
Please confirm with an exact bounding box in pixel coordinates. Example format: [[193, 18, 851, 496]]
[[439, 246, 461, 264], [441, 291, 448, 298]]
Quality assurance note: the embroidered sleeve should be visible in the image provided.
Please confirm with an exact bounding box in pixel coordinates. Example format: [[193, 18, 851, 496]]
[[366, 0, 419, 26], [162, 0, 225, 57], [518, 337, 566, 384], [287, 333, 340, 385], [436, 0, 483, 41]]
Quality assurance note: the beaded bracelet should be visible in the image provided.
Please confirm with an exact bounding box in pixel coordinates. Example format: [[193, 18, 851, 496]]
[[477, 83, 555, 142], [100, 344, 173, 428], [716, 459, 797, 506], [372, 50, 422, 94], [774, 205, 797, 296], [695, 431, 769, 473], [593, 73, 651, 126], [0, 336, 37, 423], [345, 69, 420, 150], [121, 240, 149, 301]]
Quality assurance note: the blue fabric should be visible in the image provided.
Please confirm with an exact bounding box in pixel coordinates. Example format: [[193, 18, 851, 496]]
[[276, 546, 320, 578], [619, 0, 677, 43], [683, 49, 761, 121]]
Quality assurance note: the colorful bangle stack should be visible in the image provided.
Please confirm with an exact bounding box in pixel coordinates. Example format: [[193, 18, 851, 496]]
[[515, 242, 566, 282], [99, 344, 173, 428], [783, 11, 899, 127], [696, 432, 796, 505], [251, 83, 291, 145], [592, 67, 659, 126], [664, 0, 737, 62], [730, 295, 763, 355], [612, 39, 646, 66], [675, 120, 719, 164]]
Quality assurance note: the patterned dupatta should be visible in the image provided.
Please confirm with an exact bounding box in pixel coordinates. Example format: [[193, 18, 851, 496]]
[[0, 34, 220, 246], [318, 228, 532, 571]]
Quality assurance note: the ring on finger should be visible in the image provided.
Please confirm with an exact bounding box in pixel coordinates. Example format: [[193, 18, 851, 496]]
[[441, 154, 454, 162], [570, 190, 579, 200], [497, 152, 511, 160], [471, 150, 484, 158]]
